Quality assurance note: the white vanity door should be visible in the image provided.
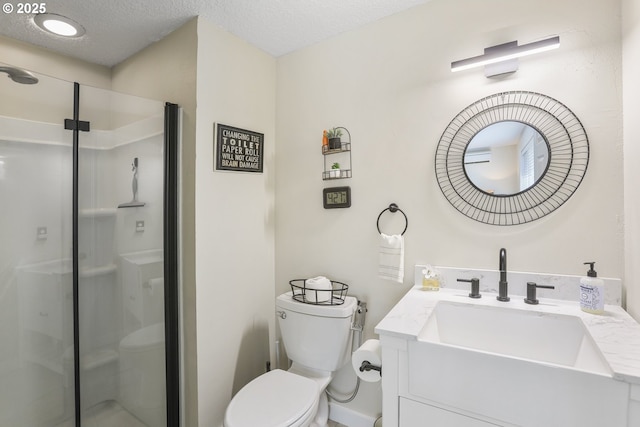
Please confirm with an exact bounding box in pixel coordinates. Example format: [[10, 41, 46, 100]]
[[400, 398, 501, 426]]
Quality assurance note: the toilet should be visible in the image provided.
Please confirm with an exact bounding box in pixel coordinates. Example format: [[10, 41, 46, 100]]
[[224, 292, 358, 427], [118, 322, 166, 427]]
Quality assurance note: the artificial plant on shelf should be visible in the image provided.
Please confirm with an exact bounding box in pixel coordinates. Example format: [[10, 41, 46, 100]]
[[326, 127, 343, 149], [331, 162, 340, 178]]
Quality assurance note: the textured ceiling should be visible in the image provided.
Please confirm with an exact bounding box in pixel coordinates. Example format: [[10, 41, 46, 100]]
[[0, 0, 428, 67]]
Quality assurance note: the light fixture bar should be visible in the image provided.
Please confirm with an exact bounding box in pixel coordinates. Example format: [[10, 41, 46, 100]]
[[451, 36, 560, 73]]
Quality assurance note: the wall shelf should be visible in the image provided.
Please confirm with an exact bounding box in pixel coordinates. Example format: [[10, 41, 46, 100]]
[[322, 169, 352, 180], [321, 142, 351, 155], [79, 208, 117, 218], [322, 128, 352, 180]]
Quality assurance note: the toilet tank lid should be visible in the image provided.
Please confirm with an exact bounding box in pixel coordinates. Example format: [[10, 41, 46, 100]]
[[224, 369, 317, 427], [276, 292, 357, 318]]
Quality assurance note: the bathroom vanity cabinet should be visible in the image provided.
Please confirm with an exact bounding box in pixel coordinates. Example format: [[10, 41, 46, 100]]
[[380, 334, 512, 427], [375, 268, 640, 427], [380, 333, 637, 427], [400, 395, 496, 426]]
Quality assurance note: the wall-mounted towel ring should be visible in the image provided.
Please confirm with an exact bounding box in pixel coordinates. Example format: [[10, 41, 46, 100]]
[[376, 203, 408, 235]]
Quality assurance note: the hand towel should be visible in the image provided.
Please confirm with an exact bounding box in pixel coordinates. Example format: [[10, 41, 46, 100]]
[[379, 233, 404, 283]]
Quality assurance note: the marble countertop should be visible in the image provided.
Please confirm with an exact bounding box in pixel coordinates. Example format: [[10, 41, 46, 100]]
[[375, 285, 640, 385]]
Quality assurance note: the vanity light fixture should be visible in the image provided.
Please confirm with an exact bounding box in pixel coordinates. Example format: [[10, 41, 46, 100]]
[[34, 13, 85, 38], [451, 36, 560, 77]]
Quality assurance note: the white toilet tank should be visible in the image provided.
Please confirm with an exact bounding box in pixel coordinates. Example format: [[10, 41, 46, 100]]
[[276, 292, 357, 373]]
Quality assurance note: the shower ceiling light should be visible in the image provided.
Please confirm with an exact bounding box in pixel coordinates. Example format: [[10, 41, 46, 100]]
[[451, 36, 560, 73], [34, 13, 85, 37]]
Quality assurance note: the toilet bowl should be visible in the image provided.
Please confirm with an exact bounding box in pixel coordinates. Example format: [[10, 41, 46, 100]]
[[224, 369, 320, 427], [118, 322, 166, 427], [224, 292, 357, 427]]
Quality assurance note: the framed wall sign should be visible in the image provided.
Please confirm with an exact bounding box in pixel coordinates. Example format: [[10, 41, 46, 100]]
[[323, 186, 351, 209], [215, 123, 264, 173]]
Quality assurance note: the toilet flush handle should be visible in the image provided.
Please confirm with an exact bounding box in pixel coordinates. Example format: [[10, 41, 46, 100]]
[[276, 310, 287, 319]]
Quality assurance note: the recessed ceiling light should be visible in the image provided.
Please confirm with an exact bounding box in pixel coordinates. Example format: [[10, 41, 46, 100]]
[[34, 13, 85, 38]]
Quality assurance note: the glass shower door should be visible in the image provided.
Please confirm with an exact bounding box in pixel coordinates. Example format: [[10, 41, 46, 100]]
[[0, 65, 76, 426], [77, 85, 167, 427], [0, 64, 176, 427]]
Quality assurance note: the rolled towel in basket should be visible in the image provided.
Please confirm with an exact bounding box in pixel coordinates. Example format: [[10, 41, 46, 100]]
[[305, 276, 332, 303]]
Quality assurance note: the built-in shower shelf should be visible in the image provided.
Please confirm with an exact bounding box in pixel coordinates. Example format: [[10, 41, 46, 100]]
[[25, 352, 64, 375], [79, 208, 117, 218], [79, 264, 117, 278], [81, 349, 119, 371]]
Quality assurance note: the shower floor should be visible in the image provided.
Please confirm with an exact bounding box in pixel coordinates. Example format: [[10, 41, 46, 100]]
[[0, 362, 65, 427], [55, 401, 146, 427], [0, 364, 144, 427]]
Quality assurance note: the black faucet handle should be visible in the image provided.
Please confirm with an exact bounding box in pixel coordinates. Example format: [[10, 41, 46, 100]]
[[524, 282, 555, 305], [457, 278, 481, 299]]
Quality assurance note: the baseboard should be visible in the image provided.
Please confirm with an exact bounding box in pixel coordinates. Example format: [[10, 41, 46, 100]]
[[328, 402, 379, 427]]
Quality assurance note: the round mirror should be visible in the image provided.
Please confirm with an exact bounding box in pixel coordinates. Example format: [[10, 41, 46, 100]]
[[464, 121, 550, 196], [435, 91, 589, 226]]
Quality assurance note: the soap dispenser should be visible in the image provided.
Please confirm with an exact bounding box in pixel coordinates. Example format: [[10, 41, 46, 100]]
[[579, 262, 605, 314]]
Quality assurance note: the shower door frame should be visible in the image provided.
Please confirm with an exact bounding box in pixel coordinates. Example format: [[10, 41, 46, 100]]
[[65, 83, 181, 427], [164, 102, 181, 427]]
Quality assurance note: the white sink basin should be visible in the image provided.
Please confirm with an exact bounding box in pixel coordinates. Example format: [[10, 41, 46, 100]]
[[419, 300, 611, 374]]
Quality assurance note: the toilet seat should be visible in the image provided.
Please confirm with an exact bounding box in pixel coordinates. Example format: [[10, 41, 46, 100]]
[[224, 369, 319, 427]]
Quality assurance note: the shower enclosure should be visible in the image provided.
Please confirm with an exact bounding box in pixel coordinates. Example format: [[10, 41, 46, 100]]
[[0, 63, 180, 427]]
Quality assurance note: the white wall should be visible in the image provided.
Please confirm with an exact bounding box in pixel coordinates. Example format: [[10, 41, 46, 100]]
[[275, 0, 622, 419], [623, 0, 640, 320], [194, 18, 277, 427]]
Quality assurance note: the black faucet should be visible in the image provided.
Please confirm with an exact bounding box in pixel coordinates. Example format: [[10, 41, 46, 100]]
[[497, 248, 510, 301]]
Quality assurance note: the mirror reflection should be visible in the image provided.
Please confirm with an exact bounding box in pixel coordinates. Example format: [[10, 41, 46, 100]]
[[464, 121, 549, 195]]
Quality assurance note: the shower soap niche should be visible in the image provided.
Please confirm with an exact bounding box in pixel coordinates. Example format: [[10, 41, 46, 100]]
[[36, 226, 48, 240]]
